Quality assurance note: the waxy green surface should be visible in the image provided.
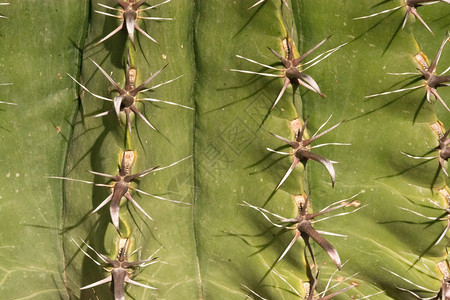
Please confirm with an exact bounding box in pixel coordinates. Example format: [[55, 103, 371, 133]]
[[0, 0, 449, 299]]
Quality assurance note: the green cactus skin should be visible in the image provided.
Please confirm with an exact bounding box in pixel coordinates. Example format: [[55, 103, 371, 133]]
[[0, 1, 449, 299]]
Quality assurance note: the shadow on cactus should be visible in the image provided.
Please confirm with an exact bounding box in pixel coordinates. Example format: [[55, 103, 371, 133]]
[[399, 188, 450, 247]]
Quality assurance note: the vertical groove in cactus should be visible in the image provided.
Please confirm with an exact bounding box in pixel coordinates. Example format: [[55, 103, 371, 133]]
[[62, 1, 198, 298], [0, 1, 89, 299], [0, 0, 449, 299]]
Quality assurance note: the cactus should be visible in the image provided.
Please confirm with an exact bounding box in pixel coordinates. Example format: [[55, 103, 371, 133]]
[[0, 0, 449, 299]]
